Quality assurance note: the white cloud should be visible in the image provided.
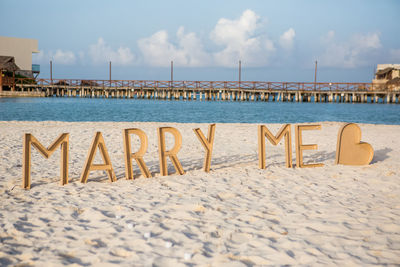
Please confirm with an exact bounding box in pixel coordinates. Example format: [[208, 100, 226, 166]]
[[319, 31, 381, 68], [279, 28, 296, 50], [210, 9, 275, 67], [52, 49, 76, 64], [137, 27, 211, 67], [322, 30, 335, 43], [211, 9, 259, 46], [32, 49, 76, 65], [265, 39, 275, 51], [88, 38, 135, 65], [136, 10, 286, 68], [352, 33, 381, 50], [33, 10, 297, 69]]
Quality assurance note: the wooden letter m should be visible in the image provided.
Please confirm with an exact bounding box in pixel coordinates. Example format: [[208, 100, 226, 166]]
[[22, 133, 69, 189], [258, 124, 292, 169]]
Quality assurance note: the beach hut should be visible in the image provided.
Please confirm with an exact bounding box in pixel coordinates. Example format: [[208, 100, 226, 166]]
[[387, 77, 400, 91], [372, 64, 400, 90], [0, 56, 20, 91]]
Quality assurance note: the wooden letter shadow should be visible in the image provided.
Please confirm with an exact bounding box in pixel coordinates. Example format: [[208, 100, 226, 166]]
[[158, 127, 185, 176], [23, 133, 69, 189], [193, 124, 216, 172], [123, 128, 151, 179], [258, 124, 292, 169], [295, 124, 324, 168], [335, 123, 374, 165], [80, 132, 116, 183]]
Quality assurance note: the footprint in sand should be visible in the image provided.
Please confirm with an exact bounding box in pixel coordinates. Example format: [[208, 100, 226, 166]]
[[110, 248, 136, 258], [230, 232, 252, 244]]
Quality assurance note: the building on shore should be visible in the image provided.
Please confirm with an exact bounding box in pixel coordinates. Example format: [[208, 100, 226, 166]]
[[0, 36, 40, 77], [373, 64, 400, 91], [0, 56, 20, 91], [0, 36, 40, 91]]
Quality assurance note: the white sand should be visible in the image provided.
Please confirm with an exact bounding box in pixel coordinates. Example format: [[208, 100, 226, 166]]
[[0, 121, 399, 266]]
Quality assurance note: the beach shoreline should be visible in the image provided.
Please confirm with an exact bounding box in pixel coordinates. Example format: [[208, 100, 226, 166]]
[[1, 121, 399, 265]]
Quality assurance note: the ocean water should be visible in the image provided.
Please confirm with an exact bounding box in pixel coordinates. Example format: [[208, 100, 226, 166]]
[[0, 97, 399, 124]]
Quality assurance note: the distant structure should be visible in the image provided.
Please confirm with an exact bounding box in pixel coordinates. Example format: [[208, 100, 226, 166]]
[[373, 64, 400, 91], [0, 36, 40, 78], [0, 56, 19, 72], [0, 36, 40, 91]]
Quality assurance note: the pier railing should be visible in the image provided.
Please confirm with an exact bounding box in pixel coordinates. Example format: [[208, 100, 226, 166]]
[[13, 78, 383, 92]]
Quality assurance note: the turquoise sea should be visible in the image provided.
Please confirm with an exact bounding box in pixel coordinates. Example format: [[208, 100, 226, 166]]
[[0, 97, 399, 124]]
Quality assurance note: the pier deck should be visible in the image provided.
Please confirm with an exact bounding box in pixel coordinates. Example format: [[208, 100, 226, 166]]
[[4, 78, 400, 103]]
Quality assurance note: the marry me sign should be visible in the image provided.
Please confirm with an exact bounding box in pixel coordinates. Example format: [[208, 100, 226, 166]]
[[22, 123, 373, 189]]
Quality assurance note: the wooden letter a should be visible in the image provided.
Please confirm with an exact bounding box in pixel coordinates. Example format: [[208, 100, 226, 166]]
[[123, 128, 151, 179], [258, 124, 292, 169], [22, 133, 69, 189], [80, 132, 116, 183], [158, 127, 185, 176]]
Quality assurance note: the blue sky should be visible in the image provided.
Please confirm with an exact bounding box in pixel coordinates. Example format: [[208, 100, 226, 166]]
[[1, 0, 399, 82]]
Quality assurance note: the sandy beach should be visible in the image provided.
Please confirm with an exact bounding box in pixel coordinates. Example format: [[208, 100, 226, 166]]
[[0, 121, 399, 266]]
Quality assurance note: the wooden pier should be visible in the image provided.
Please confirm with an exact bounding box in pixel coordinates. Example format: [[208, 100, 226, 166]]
[[4, 78, 400, 104]]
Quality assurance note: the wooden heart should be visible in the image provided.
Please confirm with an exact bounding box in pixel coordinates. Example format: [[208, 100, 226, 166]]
[[335, 123, 374, 165]]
